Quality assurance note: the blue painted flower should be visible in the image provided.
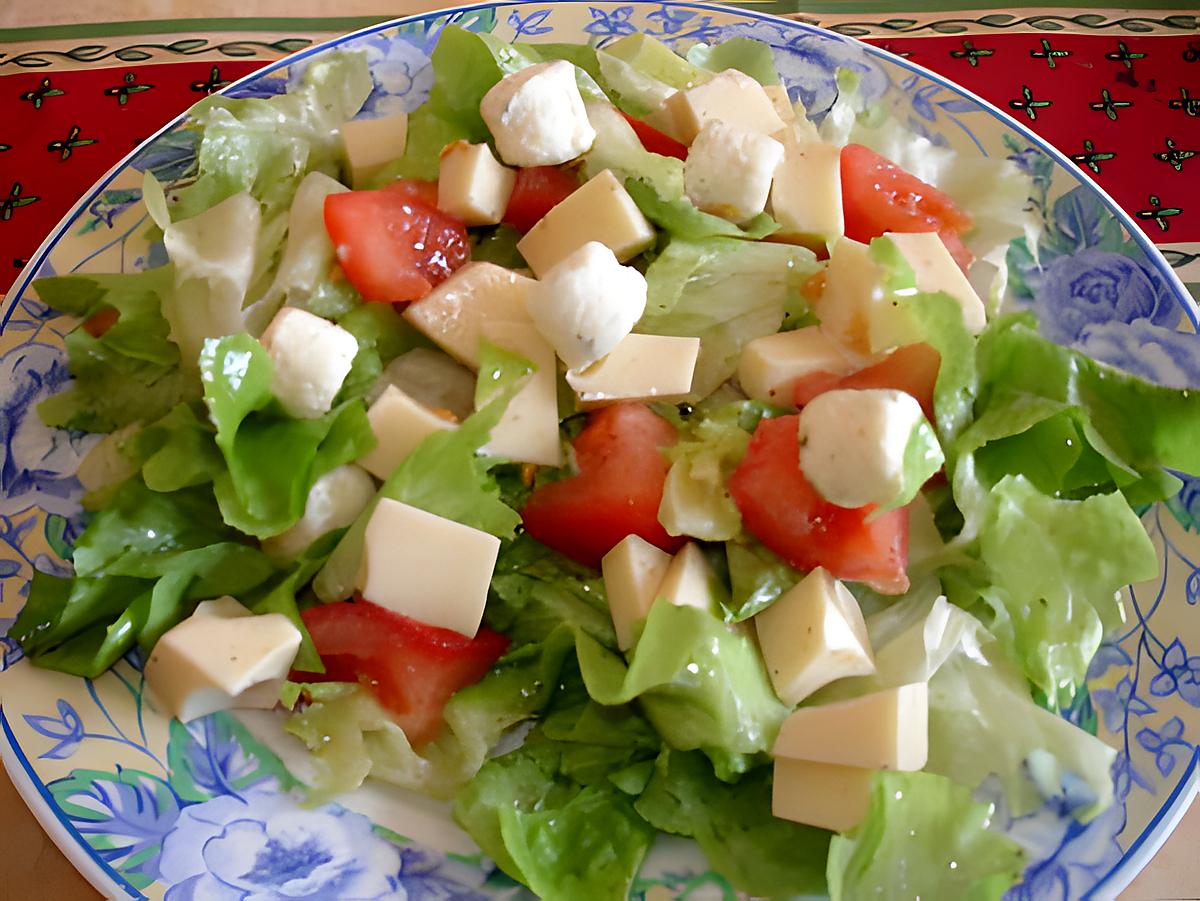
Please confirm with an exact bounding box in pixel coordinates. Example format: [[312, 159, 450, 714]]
[[24, 698, 84, 759], [1091, 675, 1155, 734], [1149, 640, 1200, 706], [584, 6, 638, 39], [507, 8, 553, 37], [774, 33, 888, 120], [159, 789, 406, 900], [293, 32, 434, 120], [1134, 716, 1191, 777], [645, 6, 717, 41], [0, 341, 89, 519], [1034, 250, 1179, 346], [1069, 318, 1200, 389]]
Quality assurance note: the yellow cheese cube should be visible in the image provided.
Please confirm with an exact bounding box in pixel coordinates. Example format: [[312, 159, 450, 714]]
[[885, 231, 986, 334], [754, 567, 875, 706], [602, 535, 673, 650], [657, 542, 718, 613], [773, 758, 875, 832], [341, 112, 408, 188], [812, 238, 880, 354], [437, 141, 516, 226], [357, 385, 456, 480], [479, 321, 562, 467], [566, 334, 699, 409], [402, 262, 534, 368], [516, 169, 656, 277], [768, 137, 844, 248], [737, 326, 859, 403], [663, 68, 786, 144], [773, 683, 929, 771]]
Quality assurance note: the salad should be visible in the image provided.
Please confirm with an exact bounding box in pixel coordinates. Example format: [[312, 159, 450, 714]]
[[15, 25, 1200, 900]]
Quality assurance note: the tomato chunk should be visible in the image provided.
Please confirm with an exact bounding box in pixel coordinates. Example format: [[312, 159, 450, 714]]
[[618, 110, 689, 160], [521, 403, 684, 567], [728, 415, 909, 594], [793, 343, 941, 422], [840, 144, 973, 271], [502, 165, 581, 233], [324, 183, 470, 304], [294, 599, 510, 747]]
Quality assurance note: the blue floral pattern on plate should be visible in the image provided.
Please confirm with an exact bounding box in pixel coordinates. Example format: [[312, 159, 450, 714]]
[[0, 3, 1196, 899]]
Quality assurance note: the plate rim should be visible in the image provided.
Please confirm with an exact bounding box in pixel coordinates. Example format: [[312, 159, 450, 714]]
[[1, 2, 1197, 897]]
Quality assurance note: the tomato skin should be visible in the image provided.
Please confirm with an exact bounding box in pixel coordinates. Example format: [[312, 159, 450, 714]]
[[728, 415, 909, 594], [383, 177, 440, 208], [324, 183, 470, 304], [293, 599, 510, 747], [793, 343, 941, 422], [618, 111, 689, 160], [839, 144, 973, 271], [521, 403, 685, 567], [82, 307, 119, 338], [502, 166, 581, 233]]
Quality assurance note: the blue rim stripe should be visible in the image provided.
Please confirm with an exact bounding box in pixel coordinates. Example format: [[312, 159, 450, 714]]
[[1, 2, 1195, 893], [1, 706, 145, 899]]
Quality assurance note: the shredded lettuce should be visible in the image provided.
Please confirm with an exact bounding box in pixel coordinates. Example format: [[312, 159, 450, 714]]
[[624, 177, 778, 241], [581, 105, 683, 199], [723, 539, 800, 621], [685, 38, 780, 85]]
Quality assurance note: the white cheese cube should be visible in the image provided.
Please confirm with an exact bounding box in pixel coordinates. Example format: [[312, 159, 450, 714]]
[[602, 535, 673, 651], [357, 385, 456, 480], [480, 60, 596, 167], [773, 682, 928, 771], [885, 231, 986, 334], [798, 388, 927, 509], [813, 238, 880, 354], [684, 120, 783, 224], [768, 137, 844, 247], [566, 334, 699, 409], [341, 111, 408, 188], [356, 498, 500, 636], [754, 567, 875, 706], [437, 141, 516, 226], [773, 758, 874, 832], [516, 169, 656, 277], [525, 241, 647, 370], [262, 464, 377, 559], [656, 542, 718, 613], [664, 68, 786, 144], [403, 262, 535, 369], [259, 307, 359, 420], [763, 84, 795, 124], [145, 597, 301, 723], [479, 321, 562, 466], [737, 326, 859, 404]]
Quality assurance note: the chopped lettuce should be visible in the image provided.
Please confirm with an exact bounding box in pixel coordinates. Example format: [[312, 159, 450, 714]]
[[635, 749, 830, 897], [576, 600, 787, 779], [581, 106, 683, 199], [723, 539, 800, 621], [624, 177, 778, 241], [685, 38, 780, 85], [637, 237, 819, 399], [596, 34, 711, 117], [826, 771, 1026, 901]]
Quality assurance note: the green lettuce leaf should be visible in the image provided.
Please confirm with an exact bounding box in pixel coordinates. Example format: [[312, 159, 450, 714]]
[[723, 539, 800, 621], [826, 771, 1026, 901], [576, 600, 788, 779], [624, 177, 778, 241], [638, 237, 819, 399], [635, 749, 830, 897], [596, 34, 711, 117], [581, 106, 683, 199], [685, 37, 780, 85]]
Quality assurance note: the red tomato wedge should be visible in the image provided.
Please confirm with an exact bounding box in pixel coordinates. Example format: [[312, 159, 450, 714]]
[[522, 403, 685, 567], [82, 307, 119, 338], [728, 415, 909, 594], [324, 182, 470, 304], [793, 343, 942, 422], [618, 110, 689, 160], [502, 165, 581, 233], [293, 598, 510, 747], [839, 144, 973, 271], [383, 177, 440, 207]]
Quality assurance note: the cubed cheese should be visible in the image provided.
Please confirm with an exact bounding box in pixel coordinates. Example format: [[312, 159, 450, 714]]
[[479, 321, 562, 466], [813, 238, 880, 354], [684, 120, 783, 224], [798, 388, 928, 509], [259, 307, 359, 419], [768, 137, 844, 247], [341, 111, 408, 188], [885, 231, 986, 334], [516, 169, 656, 277], [145, 597, 301, 723], [763, 84, 795, 124], [480, 60, 596, 167], [773, 758, 874, 832], [525, 241, 647, 370], [773, 682, 928, 770], [357, 385, 456, 480], [437, 141, 516, 226], [656, 542, 718, 613], [754, 567, 875, 706], [737, 326, 858, 404], [663, 68, 786, 144], [602, 535, 673, 651], [566, 334, 699, 409], [356, 498, 501, 636], [403, 262, 534, 368], [262, 464, 376, 559]]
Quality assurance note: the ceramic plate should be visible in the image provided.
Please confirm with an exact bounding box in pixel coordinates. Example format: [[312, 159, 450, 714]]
[[1, 3, 1197, 899]]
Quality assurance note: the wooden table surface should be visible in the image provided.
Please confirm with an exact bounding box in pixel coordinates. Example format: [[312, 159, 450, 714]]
[[0, 2, 1196, 898]]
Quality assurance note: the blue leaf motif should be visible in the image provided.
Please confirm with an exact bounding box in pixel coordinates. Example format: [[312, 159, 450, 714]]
[[1187, 567, 1200, 604], [937, 97, 981, 114], [24, 698, 84, 759], [911, 84, 939, 121], [1086, 643, 1133, 679], [1163, 639, 1187, 669], [1149, 671, 1178, 697], [584, 6, 637, 37], [507, 8, 553, 37], [168, 715, 271, 800], [646, 6, 695, 34]]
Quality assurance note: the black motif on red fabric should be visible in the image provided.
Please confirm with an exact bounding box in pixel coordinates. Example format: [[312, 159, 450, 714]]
[[18, 76, 65, 110], [190, 65, 231, 95], [103, 72, 155, 106], [1089, 88, 1132, 121], [1071, 139, 1116, 174], [1009, 84, 1051, 119], [46, 125, 98, 161], [1, 183, 40, 221], [1154, 138, 1196, 171], [1031, 39, 1071, 69], [1135, 194, 1184, 232], [1106, 41, 1147, 70], [950, 39, 993, 67]]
